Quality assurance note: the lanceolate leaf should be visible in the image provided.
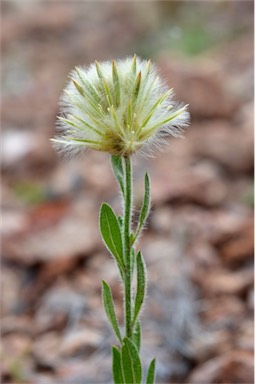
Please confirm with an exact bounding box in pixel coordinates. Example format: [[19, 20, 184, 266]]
[[112, 346, 124, 384], [121, 342, 134, 383], [125, 337, 142, 383], [111, 155, 124, 194], [100, 203, 124, 270], [146, 358, 156, 384], [118, 216, 123, 229], [121, 337, 142, 384], [133, 320, 141, 352], [135, 173, 150, 240], [102, 281, 122, 344], [133, 251, 146, 326], [130, 247, 135, 278]]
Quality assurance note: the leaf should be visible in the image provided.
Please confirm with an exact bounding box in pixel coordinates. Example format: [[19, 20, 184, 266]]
[[133, 251, 146, 326], [118, 216, 123, 229], [100, 203, 124, 270], [130, 247, 135, 278], [133, 320, 141, 353], [134, 173, 150, 241], [112, 346, 124, 384], [125, 337, 142, 383], [129, 232, 135, 244], [111, 155, 124, 195], [102, 281, 122, 344], [146, 358, 156, 384], [121, 342, 134, 383], [121, 337, 142, 384]]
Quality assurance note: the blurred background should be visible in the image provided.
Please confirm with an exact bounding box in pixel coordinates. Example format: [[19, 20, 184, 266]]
[[1, 1, 254, 383]]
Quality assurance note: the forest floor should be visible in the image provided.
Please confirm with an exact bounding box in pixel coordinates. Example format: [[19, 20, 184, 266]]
[[1, 2, 254, 383]]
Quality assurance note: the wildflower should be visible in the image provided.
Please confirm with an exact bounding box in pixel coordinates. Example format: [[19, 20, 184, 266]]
[[51, 55, 189, 157]]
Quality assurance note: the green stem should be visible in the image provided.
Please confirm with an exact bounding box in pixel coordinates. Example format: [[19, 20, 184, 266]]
[[123, 156, 132, 339]]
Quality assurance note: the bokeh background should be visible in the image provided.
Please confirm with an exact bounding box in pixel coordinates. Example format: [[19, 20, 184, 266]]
[[1, 1, 254, 383]]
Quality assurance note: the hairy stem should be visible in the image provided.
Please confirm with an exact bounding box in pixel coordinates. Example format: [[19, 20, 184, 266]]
[[123, 156, 132, 338]]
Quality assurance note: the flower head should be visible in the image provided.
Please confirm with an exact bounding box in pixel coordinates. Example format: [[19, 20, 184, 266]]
[[51, 55, 189, 157]]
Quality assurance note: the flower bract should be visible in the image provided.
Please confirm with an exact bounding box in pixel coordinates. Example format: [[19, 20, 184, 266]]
[[51, 55, 189, 156]]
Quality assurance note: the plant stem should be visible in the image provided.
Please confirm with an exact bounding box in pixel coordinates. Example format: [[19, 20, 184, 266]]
[[123, 156, 132, 339]]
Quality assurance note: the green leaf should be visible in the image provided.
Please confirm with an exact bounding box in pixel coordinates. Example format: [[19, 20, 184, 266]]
[[121, 337, 142, 384], [100, 203, 124, 270], [118, 216, 123, 229], [129, 232, 135, 244], [121, 342, 134, 383], [133, 251, 146, 326], [125, 337, 142, 383], [130, 247, 135, 278], [112, 346, 124, 384], [146, 358, 156, 384], [102, 281, 122, 344], [139, 173, 151, 227], [111, 155, 124, 195], [134, 173, 150, 242], [133, 320, 141, 352]]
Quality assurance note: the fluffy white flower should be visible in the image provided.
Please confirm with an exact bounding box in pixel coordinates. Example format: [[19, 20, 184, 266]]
[[51, 55, 189, 156]]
